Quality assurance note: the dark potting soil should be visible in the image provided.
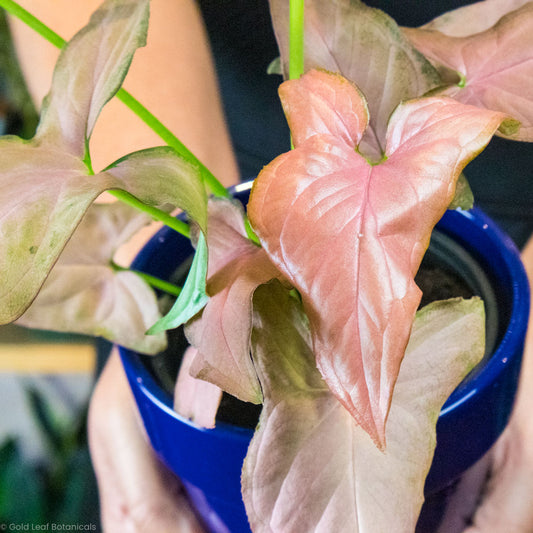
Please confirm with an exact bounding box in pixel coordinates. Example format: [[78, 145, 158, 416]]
[[141, 254, 475, 431]]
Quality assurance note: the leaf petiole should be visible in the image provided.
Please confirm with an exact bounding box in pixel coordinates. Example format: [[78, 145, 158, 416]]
[[111, 261, 182, 297], [289, 0, 305, 80], [108, 189, 190, 239], [0, 0, 229, 199]]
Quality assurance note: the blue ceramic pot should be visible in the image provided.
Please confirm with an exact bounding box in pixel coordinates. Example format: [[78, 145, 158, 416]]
[[119, 182, 529, 533]]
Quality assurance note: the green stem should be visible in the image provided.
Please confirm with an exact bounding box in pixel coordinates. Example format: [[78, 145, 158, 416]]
[[112, 262, 182, 297], [289, 0, 305, 80], [244, 215, 261, 246], [116, 90, 229, 198], [109, 189, 190, 238], [0, 0, 229, 199]]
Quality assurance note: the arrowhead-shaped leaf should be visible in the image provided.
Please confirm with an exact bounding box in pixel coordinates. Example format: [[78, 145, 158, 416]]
[[404, 2, 533, 140], [0, 0, 209, 327], [0, 0, 149, 323], [101, 147, 208, 232], [269, 0, 441, 159], [16, 202, 166, 354], [248, 69, 506, 445], [173, 346, 222, 429], [0, 143, 205, 325], [185, 198, 284, 404], [243, 282, 485, 533], [36, 0, 150, 156], [0, 140, 101, 324]]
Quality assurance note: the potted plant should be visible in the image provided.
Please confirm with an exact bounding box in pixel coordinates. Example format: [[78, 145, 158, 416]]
[[0, 0, 531, 532]]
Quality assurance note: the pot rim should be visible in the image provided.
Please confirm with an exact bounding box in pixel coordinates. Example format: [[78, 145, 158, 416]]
[[119, 183, 530, 496], [438, 207, 529, 413]]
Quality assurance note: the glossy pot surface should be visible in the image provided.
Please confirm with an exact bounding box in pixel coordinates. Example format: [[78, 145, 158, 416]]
[[120, 183, 529, 533]]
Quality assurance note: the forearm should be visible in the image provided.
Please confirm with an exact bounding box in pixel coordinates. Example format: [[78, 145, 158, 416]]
[[7, 0, 239, 184]]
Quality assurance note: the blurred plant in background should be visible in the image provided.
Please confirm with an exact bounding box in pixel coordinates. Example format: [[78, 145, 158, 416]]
[[0, 386, 100, 529], [0, 14, 99, 531], [0, 9, 38, 138]]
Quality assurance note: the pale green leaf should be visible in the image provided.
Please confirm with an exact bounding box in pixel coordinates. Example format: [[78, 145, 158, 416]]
[[148, 231, 209, 335], [16, 203, 166, 354], [184, 198, 283, 405], [243, 284, 485, 533], [36, 0, 150, 157], [102, 147, 208, 232], [448, 172, 474, 210], [267, 57, 282, 76]]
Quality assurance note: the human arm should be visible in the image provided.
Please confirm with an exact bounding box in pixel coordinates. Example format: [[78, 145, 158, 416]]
[[7, 0, 239, 183], [7, 2, 238, 531], [463, 234, 533, 532]]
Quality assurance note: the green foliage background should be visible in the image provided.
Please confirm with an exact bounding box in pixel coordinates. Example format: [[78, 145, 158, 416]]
[[0, 9, 38, 138]]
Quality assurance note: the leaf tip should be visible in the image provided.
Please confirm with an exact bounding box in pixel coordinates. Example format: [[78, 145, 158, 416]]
[[498, 117, 521, 137]]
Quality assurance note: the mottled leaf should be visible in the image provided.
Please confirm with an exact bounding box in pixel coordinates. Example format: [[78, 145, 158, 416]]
[[248, 69, 506, 445], [36, 0, 150, 156], [404, 3, 533, 140], [16, 203, 166, 354], [102, 147, 208, 232], [174, 346, 222, 429], [269, 0, 441, 160], [185, 198, 284, 404], [0, 0, 151, 325], [448, 173, 474, 210], [0, 0, 210, 327], [0, 144, 205, 325], [0, 139, 102, 324], [243, 283, 485, 533]]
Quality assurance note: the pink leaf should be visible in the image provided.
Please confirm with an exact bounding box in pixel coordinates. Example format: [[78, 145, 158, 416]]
[[418, 0, 532, 37], [16, 203, 166, 354], [0, 144, 205, 326], [279, 70, 369, 148], [269, 0, 441, 160], [404, 3, 533, 140], [248, 69, 506, 446], [174, 346, 222, 429], [243, 282, 485, 532], [184, 198, 284, 404]]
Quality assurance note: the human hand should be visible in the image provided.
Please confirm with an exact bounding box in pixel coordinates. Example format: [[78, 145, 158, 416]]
[[88, 241, 533, 533], [462, 236, 533, 532], [88, 349, 206, 533]]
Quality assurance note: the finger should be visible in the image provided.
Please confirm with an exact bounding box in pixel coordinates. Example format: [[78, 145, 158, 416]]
[[462, 425, 533, 532], [88, 348, 205, 533], [464, 238, 533, 532]]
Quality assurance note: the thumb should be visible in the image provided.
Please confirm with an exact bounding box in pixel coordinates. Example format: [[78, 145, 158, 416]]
[[464, 237, 533, 532], [88, 348, 205, 533]]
